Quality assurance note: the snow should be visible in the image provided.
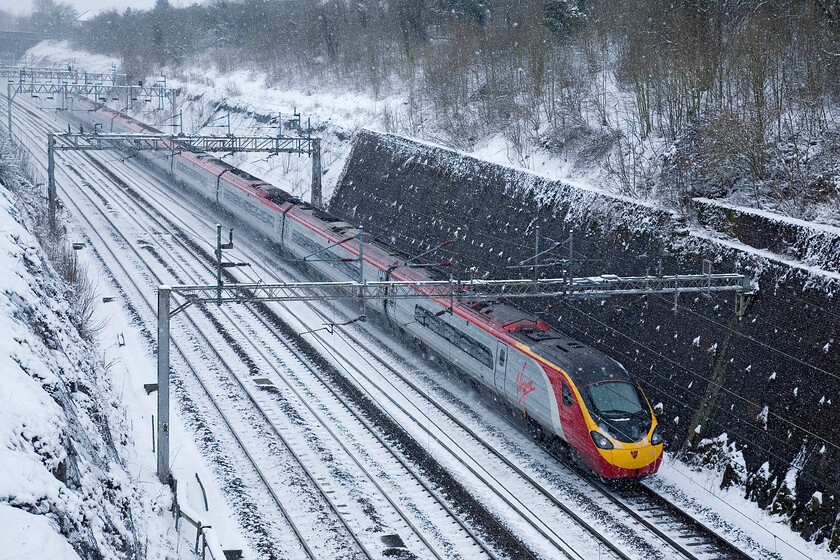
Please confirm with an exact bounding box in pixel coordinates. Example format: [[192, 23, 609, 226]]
[[650, 455, 833, 560], [15, 40, 840, 558], [695, 197, 840, 237], [689, 226, 840, 283], [756, 406, 769, 428], [24, 40, 676, 214], [0, 503, 82, 560], [0, 138, 185, 558], [25, 41, 120, 74]]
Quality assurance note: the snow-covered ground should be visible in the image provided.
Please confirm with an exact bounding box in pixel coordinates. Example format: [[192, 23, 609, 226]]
[[11, 41, 840, 558], [0, 136, 240, 558], [0, 150, 176, 558], [24, 40, 619, 206], [652, 454, 828, 560]]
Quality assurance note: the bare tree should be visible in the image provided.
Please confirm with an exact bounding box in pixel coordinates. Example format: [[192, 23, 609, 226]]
[[31, 0, 78, 37]]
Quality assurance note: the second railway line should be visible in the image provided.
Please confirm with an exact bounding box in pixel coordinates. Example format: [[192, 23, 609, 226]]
[[5, 91, 776, 560]]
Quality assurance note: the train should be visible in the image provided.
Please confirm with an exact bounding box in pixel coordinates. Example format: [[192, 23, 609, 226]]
[[72, 97, 663, 478]]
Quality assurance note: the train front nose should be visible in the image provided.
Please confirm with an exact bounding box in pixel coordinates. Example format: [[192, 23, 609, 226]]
[[612, 443, 663, 476], [593, 441, 663, 477]]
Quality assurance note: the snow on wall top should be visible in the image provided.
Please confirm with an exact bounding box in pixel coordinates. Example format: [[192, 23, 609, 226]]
[[338, 130, 840, 292], [347, 130, 678, 234], [693, 197, 840, 281]]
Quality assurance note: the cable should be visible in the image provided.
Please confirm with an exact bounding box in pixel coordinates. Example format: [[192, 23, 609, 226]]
[[558, 300, 840, 489], [655, 292, 840, 385], [559, 297, 839, 453], [556, 305, 837, 493]]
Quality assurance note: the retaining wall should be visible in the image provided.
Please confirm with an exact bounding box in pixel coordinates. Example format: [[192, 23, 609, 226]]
[[329, 130, 840, 544]]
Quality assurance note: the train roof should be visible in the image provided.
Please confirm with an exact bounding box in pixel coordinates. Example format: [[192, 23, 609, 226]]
[[470, 301, 632, 387], [469, 300, 550, 334], [533, 339, 631, 387]]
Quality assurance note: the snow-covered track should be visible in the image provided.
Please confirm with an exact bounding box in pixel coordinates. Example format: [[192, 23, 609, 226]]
[[8, 93, 774, 559], [99, 150, 685, 560], [70, 137, 505, 560], [53, 129, 630, 558], [10, 101, 376, 559], [24, 98, 599, 558], [603, 482, 760, 560], [11, 97, 513, 559]]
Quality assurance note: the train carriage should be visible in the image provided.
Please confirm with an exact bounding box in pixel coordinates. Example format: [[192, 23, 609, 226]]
[[71, 98, 663, 478]]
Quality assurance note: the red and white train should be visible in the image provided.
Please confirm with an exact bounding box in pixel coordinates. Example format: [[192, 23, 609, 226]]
[[76, 99, 663, 478]]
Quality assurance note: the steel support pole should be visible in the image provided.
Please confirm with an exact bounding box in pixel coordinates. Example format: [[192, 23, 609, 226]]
[[359, 225, 366, 319], [6, 82, 12, 136], [157, 286, 171, 484], [47, 132, 56, 235], [311, 137, 322, 208]]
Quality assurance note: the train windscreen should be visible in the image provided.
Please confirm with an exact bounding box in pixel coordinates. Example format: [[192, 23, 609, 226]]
[[585, 381, 652, 443]]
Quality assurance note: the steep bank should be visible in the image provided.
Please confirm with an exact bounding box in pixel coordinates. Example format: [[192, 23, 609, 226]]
[[0, 139, 177, 559]]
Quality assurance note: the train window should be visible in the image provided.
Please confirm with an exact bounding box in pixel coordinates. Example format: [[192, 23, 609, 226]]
[[587, 381, 643, 414], [562, 383, 574, 407], [415, 305, 493, 368], [498, 348, 506, 367]]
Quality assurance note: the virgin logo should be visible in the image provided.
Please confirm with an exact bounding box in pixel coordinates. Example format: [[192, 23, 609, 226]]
[[516, 363, 535, 403]]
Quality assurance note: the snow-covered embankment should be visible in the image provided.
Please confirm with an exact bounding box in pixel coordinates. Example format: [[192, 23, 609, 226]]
[[0, 138, 176, 559]]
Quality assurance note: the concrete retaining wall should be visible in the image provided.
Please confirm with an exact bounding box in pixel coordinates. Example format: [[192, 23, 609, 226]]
[[330, 130, 840, 543]]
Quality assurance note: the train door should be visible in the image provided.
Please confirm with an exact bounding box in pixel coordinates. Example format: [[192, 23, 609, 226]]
[[494, 342, 507, 393], [556, 375, 579, 445]]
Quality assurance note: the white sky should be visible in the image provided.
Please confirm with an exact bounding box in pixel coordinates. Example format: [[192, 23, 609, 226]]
[[0, 0, 162, 17]]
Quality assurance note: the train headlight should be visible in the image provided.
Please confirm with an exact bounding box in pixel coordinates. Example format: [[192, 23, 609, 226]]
[[650, 426, 662, 446], [590, 430, 614, 450]]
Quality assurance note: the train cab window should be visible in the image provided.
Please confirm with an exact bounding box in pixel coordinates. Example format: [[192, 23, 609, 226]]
[[562, 383, 574, 407], [586, 381, 651, 443], [498, 348, 506, 367], [587, 381, 643, 415]]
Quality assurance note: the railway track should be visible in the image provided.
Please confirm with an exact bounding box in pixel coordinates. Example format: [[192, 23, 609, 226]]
[[13, 95, 604, 558], [13, 93, 578, 557], [11, 101, 495, 558], [12, 102, 372, 559], [265, 279, 765, 560], [54, 115, 589, 560], [54, 118, 641, 559], [7, 93, 778, 559]]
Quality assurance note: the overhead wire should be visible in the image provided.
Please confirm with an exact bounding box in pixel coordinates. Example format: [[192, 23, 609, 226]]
[[338, 192, 839, 486], [559, 296, 839, 454], [559, 325, 835, 494], [558, 299, 839, 491], [655, 292, 840, 385], [391, 192, 840, 458]]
